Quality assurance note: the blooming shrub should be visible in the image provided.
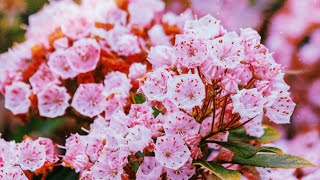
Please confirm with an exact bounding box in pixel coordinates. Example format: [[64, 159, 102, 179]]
[[61, 15, 311, 179], [0, 0, 316, 179]]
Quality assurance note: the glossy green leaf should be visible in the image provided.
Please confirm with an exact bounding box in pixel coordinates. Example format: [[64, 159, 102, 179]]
[[214, 141, 257, 159], [258, 147, 283, 155], [133, 93, 146, 104], [228, 125, 281, 144], [232, 154, 315, 168], [213, 141, 283, 159], [193, 160, 241, 180]]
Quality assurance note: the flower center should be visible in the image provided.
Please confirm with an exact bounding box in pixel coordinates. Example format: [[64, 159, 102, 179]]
[[165, 151, 171, 157]]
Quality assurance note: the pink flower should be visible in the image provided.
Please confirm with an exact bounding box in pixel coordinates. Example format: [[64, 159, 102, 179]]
[[265, 91, 295, 124], [136, 157, 163, 180], [148, 25, 171, 46], [200, 60, 225, 81], [128, 0, 165, 27], [106, 25, 141, 56], [126, 125, 153, 153], [219, 73, 241, 93], [68, 38, 101, 73], [16, 138, 46, 171], [184, 133, 201, 147], [231, 88, 265, 119], [209, 32, 244, 69], [104, 71, 132, 98], [61, 15, 93, 40], [79, 170, 94, 180], [29, 64, 60, 93], [48, 49, 78, 79], [85, 135, 104, 163], [4, 82, 31, 115], [0, 139, 16, 168], [90, 115, 110, 134], [184, 15, 221, 40], [240, 28, 261, 48], [90, 160, 123, 180], [243, 113, 264, 137], [0, 166, 28, 180], [154, 135, 191, 170], [232, 64, 253, 86], [147, 46, 175, 68], [71, 83, 106, 118], [128, 63, 147, 80], [190, 147, 203, 159], [165, 158, 195, 180], [37, 85, 70, 118], [63, 134, 91, 172], [167, 74, 205, 109], [163, 111, 200, 137], [174, 34, 209, 68], [97, 145, 129, 167], [162, 9, 193, 30], [36, 137, 59, 164], [105, 96, 127, 116], [140, 68, 171, 101], [127, 103, 153, 127], [108, 111, 129, 135]]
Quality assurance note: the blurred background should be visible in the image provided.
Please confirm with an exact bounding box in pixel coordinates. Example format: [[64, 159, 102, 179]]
[[0, 0, 319, 178]]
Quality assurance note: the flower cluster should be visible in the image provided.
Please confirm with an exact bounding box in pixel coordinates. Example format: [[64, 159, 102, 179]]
[[0, 135, 58, 179], [59, 15, 297, 179], [0, 0, 188, 120]]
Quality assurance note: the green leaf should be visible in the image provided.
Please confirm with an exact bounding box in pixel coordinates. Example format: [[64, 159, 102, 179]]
[[231, 154, 315, 168], [258, 147, 283, 155], [137, 151, 145, 158], [152, 106, 163, 118], [228, 125, 281, 144], [8, 117, 67, 141], [214, 141, 257, 159], [133, 93, 146, 104], [132, 161, 139, 172], [193, 160, 241, 180], [213, 141, 283, 159]]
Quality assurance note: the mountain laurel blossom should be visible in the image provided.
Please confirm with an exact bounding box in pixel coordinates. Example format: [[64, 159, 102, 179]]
[[0, 0, 304, 179]]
